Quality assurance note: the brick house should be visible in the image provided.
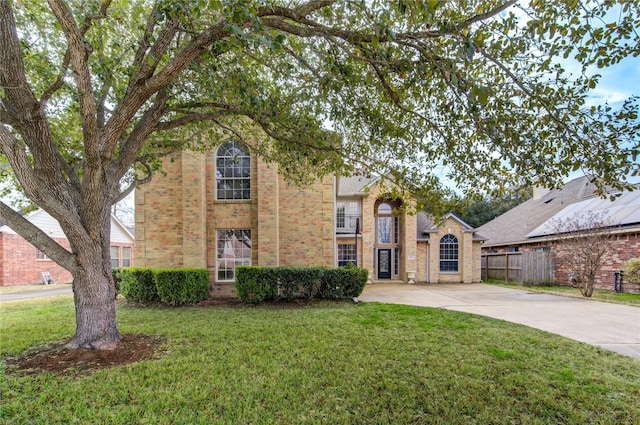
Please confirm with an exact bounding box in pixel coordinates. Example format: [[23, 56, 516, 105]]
[[0, 209, 135, 286], [477, 176, 640, 291], [135, 142, 484, 290]]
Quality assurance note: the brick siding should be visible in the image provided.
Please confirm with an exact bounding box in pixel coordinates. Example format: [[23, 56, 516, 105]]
[[484, 232, 640, 292], [0, 233, 72, 286], [136, 149, 335, 291]]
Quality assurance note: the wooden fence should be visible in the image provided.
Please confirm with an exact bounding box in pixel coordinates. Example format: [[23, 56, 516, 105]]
[[481, 252, 555, 285]]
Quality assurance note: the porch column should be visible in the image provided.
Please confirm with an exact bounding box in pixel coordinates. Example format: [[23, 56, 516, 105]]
[[404, 213, 417, 283]]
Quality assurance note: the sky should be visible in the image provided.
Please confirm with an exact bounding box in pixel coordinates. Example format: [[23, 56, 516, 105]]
[[564, 53, 640, 184], [573, 54, 639, 108]]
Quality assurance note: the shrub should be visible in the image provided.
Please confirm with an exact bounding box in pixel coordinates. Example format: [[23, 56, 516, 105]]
[[236, 266, 277, 303], [624, 258, 640, 286], [119, 268, 159, 303], [236, 265, 368, 303], [111, 267, 124, 297], [275, 267, 324, 301], [155, 268, 209, 306], [319, 263, 368, 299]]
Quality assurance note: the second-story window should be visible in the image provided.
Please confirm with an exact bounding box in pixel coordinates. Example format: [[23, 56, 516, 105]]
[[336, 200, 361, 232], [216, 141, 250, 200]]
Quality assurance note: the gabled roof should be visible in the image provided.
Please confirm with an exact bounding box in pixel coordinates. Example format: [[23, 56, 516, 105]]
[[337, 175, 380, 197], [416, 212, 439, 241], [416, 212, 487, 242], [477, 175, 639, 247], [526, 185, 640, 238], [0, 208, 135, 244]]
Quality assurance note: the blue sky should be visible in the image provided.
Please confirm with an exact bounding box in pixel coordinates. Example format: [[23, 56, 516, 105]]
[[580, 56, 639, 108], [568, 54, 640, 184]]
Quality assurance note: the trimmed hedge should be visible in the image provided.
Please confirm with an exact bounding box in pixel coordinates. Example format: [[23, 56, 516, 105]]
[[235, 266, 277, 303], [236, 265, 368, 304], [119, 268, 158, 303], [155, 268, 210, 306], [118, 267, 209, 306], [111, 267, 123, 297], [318, 263, 369, 299]]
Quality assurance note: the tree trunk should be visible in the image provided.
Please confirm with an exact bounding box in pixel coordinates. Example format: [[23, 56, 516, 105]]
[[581, 278, 595, 298], [66, 244, 122, 350]]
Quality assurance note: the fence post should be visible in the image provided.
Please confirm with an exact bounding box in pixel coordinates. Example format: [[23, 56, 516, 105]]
[[505, 253, 509, 282]]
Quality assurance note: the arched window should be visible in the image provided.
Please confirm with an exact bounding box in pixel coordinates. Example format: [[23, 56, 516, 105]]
[[216, 141, 250, 200], [376, 203, 393, 244], [439, 234, 459, 272], [377, 203, 392, 215]]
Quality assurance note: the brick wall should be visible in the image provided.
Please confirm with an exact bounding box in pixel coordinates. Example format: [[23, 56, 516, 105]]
[[430, 217, 480, 283], [553, 233, 640, 292], [277, 174, 334, 267], [484, 231, 640, 292], [135, 152, 185, 268], [0, 233, 73, 286], [136, 148, 335, 290]]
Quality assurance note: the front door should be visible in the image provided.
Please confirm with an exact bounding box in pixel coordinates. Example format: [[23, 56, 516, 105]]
[[377, 249, 392, 279]]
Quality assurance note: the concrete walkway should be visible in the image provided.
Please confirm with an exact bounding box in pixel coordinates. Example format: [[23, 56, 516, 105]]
[[360, 283, 640, 360]]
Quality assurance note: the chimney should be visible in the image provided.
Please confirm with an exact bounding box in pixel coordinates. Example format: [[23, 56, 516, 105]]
[[532, 186, 550, 200]]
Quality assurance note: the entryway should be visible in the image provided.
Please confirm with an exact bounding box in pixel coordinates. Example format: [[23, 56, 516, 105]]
[[377, 249, 391, 279]]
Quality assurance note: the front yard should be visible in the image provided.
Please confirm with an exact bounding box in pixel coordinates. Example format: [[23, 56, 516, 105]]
[[2, 295, 639, 424]]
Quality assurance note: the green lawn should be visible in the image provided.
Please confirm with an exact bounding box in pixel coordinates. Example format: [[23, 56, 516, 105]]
[[485, 280, 640, 307], [2, 295, 639, 424]]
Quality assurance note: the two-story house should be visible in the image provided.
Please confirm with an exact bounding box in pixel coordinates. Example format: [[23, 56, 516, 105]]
[[135, 142, 483, 292]]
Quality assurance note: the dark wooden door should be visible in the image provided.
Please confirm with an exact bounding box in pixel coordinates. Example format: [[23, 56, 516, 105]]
[[377, 249, 391, 279]]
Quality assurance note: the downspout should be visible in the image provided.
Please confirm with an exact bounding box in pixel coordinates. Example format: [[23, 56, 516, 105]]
[[426, 243, 430, 283]]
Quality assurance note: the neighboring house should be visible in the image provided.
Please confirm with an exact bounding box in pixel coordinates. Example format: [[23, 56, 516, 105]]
[[477, 176, 640, 291], [135, 142, 484, 290], [0, 209, 135, 286]]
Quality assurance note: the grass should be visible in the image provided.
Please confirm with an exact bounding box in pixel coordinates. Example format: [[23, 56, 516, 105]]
[[485, 280, 640, 307], [2, 295, 640, 424]]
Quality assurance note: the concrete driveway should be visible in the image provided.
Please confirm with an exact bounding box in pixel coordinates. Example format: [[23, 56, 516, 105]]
[[359, 283, 640, 360]]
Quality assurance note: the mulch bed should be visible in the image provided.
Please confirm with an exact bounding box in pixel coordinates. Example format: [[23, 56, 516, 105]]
[[4, 334, 166, 377]]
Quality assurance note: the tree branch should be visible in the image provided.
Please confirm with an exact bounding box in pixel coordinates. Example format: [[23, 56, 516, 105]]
[[461, 0, 520, 28], [0, 200, 77, 271], [112, 160, 153, 205], [40, 50, 71, 105], [47, 0, 99, 160], [294, 1, 338, 17], [110, 89, 171, 187]]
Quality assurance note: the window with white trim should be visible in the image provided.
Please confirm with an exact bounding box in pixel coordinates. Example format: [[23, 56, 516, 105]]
[[216, 141, 251, 200], [216, 229, 252, 281], [110, 246, 120, 268], [338, 243, 357, 267], [122, 246, 131, 267], [439, 234, 459, 272], [336, 200, 361, 232]]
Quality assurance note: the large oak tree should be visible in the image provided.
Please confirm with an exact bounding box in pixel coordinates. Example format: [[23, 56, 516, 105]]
[[0, 0, 638, 349]]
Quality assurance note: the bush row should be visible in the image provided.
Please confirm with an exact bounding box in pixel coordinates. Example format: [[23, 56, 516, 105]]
[[114, 267, 209, 306], [235, 264, 368, 303]]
